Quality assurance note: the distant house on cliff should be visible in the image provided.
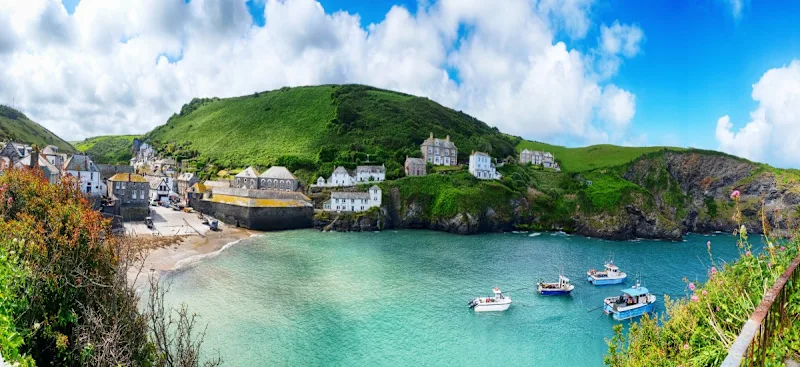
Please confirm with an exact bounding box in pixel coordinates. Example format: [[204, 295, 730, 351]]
[[421, 132, 458, 166], [404, 157, 426, 177], [468, 151, 501, 180], [323, 185, 382, 213]]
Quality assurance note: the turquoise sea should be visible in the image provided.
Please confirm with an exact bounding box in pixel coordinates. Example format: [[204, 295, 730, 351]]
[[162, 230, 743, 366]]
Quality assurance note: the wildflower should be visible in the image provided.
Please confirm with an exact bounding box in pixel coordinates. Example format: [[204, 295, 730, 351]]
[[6, 197, 11, 205], [691, 295, 699, 302], [716, 306, 720, 312], [768, 262, 773, 269], [683, 343, 690, 350], [688, 282, 696, 291], [34, 322, 41, 330], [731, 190, 740, 199], [745, 250, 752, 257], [781, 246, 786, 252], [702, 290, 707, 296], [711, 267, 718, 275]]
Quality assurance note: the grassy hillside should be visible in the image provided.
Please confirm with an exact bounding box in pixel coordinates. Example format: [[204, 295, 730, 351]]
[[0, 105, 75, 153], [515, 139, 682, 172], [74, 134, 139, 164], [146, 85, 518, 181]]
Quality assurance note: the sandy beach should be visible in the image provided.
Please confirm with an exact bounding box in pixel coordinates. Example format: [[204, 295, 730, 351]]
[[124, 206, 260, 288]]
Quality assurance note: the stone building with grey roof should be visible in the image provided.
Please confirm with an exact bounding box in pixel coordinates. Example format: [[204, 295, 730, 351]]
[[421, 132, 458, 166]]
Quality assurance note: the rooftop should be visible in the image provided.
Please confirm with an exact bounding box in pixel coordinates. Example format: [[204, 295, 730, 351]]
[[235, 166, 260, 178], [260, 166, 297, 180], [108, 173, 148, 183]]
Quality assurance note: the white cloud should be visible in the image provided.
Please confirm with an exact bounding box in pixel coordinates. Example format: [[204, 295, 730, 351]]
[[0, 0, 642, 146], [715, 60, 800, 166], [724, 0, 745, 19], [598, 84, 636, 129]]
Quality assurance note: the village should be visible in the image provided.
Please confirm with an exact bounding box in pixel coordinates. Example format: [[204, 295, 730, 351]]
[[0, 134, 560, 234]]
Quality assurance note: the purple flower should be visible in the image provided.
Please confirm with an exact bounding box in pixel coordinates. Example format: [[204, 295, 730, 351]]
[[688, 283, 696, 291], [731, 190, 741, 199], [691, 295, 699, 302]]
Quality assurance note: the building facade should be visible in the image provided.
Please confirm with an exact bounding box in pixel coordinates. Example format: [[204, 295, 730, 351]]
[[421, 132, 458, 166], [469, 151, 501, 180], [176, 172, 199, 200], [314, 165, 385, 188], [323, 185, 382, 212], [107, 173, 150, 221], [63, 154, 102, 196], [147, 176, 173, 204], [404, 157, 426, 176], [259, 166, 299, 191]]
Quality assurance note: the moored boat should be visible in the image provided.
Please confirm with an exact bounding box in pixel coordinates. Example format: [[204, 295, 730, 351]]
[[537, 275, 574, 296], [587, 261, 627, 285], [468, 287, 512, 312], [602, 283, 656, 320]]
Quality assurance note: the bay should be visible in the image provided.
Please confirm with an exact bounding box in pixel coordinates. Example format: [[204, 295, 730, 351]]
[[162, 229, 742, 366]]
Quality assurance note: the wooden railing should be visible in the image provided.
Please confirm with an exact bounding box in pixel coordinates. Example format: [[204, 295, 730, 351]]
[[722, 253, 800, 366]]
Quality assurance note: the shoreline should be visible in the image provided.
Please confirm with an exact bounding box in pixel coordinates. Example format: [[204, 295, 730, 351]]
[[127, 226, 259, 288]]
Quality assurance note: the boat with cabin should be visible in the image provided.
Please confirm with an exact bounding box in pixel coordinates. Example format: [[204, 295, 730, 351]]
[[587, 261, 627, 285], [537, 275, 575, 296], [603, 283, 656, 320], [468, 287, 512, 312]]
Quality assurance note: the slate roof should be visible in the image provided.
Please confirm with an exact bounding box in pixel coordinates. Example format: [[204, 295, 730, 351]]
[[259, 166, 296, 180], [146, 176, 168, 190], [15, 154, 60, 176], [332, 166, 350, 175], [356, 165, 385, 174], [64, 154, 100, 172], [405, 157, 425, 165], [331, 191, 370, 200], [177, 172, 197, 181], [471, 151, 490, 157], [422, 133, 457, 149], [235, 166, 260, 178], [108, 173, 148, 183]]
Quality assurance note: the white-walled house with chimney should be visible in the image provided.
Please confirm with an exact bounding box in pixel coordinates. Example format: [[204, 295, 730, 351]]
[[63, 154, 103, 196], [323, 185, 382, 212], [468, 151, 501, 180]]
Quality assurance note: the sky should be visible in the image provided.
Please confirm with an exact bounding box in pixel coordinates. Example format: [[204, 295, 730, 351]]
[[0, 0, 799, 167]]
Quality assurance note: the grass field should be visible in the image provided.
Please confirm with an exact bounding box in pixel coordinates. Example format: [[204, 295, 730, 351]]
[[0, 105, 75, 153], [515, 139, 681, 172], [74, 135, 140, 164]]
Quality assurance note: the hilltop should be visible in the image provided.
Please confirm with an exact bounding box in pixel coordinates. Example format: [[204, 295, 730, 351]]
[[144, 85, 517, 181], [0, 105, 75, 153], [515, 140, 683, 172], [74, 134, 140, 165]]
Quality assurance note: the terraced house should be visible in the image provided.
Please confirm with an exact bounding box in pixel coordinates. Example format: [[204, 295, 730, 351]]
[[314, 165, 385, 187], [323, 185, 382, 213], [421, 132, 458, 166]]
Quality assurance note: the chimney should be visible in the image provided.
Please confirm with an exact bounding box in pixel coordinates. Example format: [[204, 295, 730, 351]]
[[429, 132, 433, 139], [30, 150, 38, 169], [446, 135, 450, 141]]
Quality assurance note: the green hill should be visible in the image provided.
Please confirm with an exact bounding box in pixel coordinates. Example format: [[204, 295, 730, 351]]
[[145, 85, 518, 181], [515, 139, 684, 172], [0, 105, 75, 153], [74, 135, 140, 165]]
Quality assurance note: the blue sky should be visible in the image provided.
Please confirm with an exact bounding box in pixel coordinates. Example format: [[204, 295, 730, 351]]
[[11, 0, 800, 166]]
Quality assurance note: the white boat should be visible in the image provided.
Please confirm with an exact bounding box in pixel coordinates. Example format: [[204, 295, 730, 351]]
[[587, 261, 627, 285], [468, 287, 512, 312]]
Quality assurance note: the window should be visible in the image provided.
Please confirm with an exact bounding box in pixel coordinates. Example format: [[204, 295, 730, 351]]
[[132, 190, 137, 199], [140, 190, 144, 199], [122, 182, 126, 190]]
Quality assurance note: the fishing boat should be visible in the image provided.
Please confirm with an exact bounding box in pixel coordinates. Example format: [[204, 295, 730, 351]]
[[537, 275, 575, 296], [603, 283, 656, 320], [587, 261, 627, 285], [468, 287, 512, 312]]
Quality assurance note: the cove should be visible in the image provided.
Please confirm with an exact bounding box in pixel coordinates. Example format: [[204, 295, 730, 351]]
[[161, 230, 742, 366]]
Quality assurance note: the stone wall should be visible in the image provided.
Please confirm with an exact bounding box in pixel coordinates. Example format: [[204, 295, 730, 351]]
[[207, 201, 313, 231]]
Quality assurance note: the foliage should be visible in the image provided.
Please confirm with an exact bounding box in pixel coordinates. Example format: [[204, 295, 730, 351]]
[[605, 193, 800, 366], [578, 170, 649, 212], [515, 140, 679, 173], [74, 134, 140, 164], [0, 105, 76, 153]]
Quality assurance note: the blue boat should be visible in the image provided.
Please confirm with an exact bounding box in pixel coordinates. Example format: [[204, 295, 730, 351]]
[[587, 261, 627, 285], [537, 275, 574, 296], [603, 284, 656, 320]]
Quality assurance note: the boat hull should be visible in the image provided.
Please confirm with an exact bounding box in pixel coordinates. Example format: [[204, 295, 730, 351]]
[[473, 302, 511, 312], [587, 274, 627, 285], [604, 303, 655, 320], [538, 289, 572, 296]]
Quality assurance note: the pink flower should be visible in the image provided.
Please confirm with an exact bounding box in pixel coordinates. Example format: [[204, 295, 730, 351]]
[[731, 190, 741, 199], [691, 295, 699, 302], [702, 290, 707, 296], [780, 246, 786, 252], [768, 262, 773, 269], [745, 250, 752, 257], [716, 306, 721, 312], [711, 267, 718, 275], [707, 240, 712, 247], [688, 282, 696, 291], [6, 197, 11, 205], [683, 343, 690, 350]]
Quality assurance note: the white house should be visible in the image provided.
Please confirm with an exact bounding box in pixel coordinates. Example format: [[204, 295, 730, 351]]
[[468, 151, 501, 180], [520, 149, 544, 165], [147, 175, 172, 204], [315, 165, 385, 188], [355, 165, 385, 183], [63, 154, 103, 196], [323, 185, 382, 212]]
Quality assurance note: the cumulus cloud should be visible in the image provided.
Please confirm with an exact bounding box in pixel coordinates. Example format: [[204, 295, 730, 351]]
[[0, 0, 642, 145], [595, 20, 643, 79], [598, 84, 636, 129], [715, 60, 800, 166]]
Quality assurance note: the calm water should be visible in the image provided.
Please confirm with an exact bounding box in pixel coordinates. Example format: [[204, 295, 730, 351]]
[[162, 230, 742, 366]]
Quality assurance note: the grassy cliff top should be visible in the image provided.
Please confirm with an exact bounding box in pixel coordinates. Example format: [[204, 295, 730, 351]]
[[515, 139, 685, 172], [74, 135, 140, 165], [0, 105, 76, 153]]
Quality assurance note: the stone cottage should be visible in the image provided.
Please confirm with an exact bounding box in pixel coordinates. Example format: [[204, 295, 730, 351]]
[[421, 132, 458, 166], [176, 172, 199, 200], [404, 156, 426, 176], [107, 173, 150, 221]]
